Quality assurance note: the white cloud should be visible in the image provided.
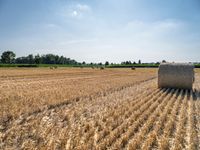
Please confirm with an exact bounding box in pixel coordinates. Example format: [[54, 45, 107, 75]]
[[58, 3, 91, 18], [69, 4, 91, 18], [71, 10, 78, 17]]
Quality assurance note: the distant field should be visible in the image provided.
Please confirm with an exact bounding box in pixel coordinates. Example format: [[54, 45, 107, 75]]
[[0, 68, 200, 149]]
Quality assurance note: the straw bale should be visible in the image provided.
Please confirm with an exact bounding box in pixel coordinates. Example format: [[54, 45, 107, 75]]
[[158, 63, 194, 89]]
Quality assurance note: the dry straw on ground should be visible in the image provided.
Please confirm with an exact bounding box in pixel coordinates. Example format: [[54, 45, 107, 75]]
[[158, 63, 194, 89], [0, 68, 156, 119], [0, 69, 200, 150]]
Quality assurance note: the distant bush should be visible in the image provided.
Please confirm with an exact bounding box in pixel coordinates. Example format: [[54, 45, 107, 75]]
[[195, 64, 200, 68], [17, 64, 38, 67]]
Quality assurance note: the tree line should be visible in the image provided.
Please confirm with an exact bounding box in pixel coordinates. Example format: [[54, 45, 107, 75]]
[[0, 50, 144, 66], [0, 51, 79, 65], [0, 50, 176, 67]]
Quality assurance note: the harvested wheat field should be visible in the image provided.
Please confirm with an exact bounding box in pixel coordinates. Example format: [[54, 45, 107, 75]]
[[0, 68, 200, 150]]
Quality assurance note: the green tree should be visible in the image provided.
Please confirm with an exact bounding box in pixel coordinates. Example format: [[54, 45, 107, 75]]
[[1, 51, 16, 64], [105, 61, 109, 66], [27, 54, 34, 64], [34, 54, 41, 64]]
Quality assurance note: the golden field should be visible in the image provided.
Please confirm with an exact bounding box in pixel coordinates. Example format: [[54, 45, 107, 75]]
[[0, 68, 156, 119], [0, 68, 200, 149]]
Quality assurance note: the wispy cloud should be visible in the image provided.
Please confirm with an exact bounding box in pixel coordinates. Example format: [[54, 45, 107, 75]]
[[71, 4, 91, 18], [60, 3, 92, 18], [125, 19, 183, 34]]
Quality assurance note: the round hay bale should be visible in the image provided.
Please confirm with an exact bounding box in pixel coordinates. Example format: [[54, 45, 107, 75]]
[[131, 67, 136, 70], [100, 66, 104, 70], [158, 63, 194, 89]]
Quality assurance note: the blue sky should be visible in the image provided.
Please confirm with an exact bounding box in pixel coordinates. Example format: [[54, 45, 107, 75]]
[[0, 0, 200, 63]]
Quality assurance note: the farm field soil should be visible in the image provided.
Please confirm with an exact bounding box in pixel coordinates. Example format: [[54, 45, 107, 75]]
[[0, 68, 200, 149]]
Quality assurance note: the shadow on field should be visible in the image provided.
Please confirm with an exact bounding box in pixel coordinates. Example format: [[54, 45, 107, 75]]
[[193, 89, 200, 101], [159, 88, 200, 101]]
